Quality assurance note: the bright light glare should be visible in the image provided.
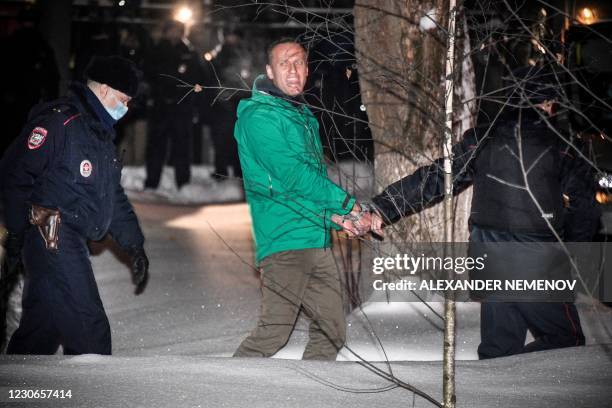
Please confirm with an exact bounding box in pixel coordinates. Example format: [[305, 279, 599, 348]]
[[577, 7, 597, 25], [174, 6, 193, 24]]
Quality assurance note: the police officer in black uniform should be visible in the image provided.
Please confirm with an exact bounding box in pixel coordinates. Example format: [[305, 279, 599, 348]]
[[205, 30, 245, 180], [0, 55, 149, 355], [369, 66, 599, 359], [144, 21, 202, 191]]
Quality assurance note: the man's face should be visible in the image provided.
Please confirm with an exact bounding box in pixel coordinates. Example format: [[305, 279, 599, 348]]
[[536, 99, 557, 116], [100, 85, 130, 111], [266, 42, 308, 96]]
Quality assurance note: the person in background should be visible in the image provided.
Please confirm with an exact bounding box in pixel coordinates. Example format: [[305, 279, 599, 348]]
[[143, 21, 203, 192], [350, 66, 598, 359]]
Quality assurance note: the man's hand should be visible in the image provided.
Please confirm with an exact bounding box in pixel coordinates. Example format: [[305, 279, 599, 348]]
[[370, 212, 384, 237], [350, 211, 373, 237], [331, 214, 361, 238], [127, 247, 149, 295], [331, 202, 380, 239]]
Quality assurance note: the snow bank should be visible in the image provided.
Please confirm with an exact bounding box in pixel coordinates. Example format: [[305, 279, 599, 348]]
[[121, 165, 244, 205], [1, 346, 610, 407], [2, 202, 611, 407]]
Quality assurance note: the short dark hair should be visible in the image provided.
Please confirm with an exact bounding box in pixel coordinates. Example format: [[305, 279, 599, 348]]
[[266, 38, 306, 65]]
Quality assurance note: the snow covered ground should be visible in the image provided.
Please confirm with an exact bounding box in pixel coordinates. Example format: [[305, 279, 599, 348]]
[[120, 160, 374, 206], [122, 165, 244, 205], [2, 346, 610, 408], [1, 202, 612, 407]]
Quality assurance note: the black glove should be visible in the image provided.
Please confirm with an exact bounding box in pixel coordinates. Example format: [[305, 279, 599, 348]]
[[127, 246, 149, 295]]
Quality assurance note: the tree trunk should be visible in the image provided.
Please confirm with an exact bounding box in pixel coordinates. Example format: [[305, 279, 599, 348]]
[[354, 1, 475, 246], [442, 2, 458, 407]]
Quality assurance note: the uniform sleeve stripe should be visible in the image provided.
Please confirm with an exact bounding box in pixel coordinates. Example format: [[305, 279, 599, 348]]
[[63, 113, 82, 126]]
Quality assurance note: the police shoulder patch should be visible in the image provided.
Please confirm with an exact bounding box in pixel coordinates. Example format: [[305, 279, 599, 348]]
[[27, 127, 48, 150]]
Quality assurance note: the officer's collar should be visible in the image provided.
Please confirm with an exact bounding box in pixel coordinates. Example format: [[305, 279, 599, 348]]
[[69, 82, 117, 137], [84, 87, 117, 131]]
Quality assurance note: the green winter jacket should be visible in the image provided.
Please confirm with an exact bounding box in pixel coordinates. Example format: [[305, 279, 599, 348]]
[[234, 75, 355, 263]]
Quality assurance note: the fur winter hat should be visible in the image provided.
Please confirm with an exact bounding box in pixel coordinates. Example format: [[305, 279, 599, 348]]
[[85, 55, 141, 97]]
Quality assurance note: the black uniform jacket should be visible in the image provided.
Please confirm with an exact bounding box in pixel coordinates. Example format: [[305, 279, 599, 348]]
[[372, 110, 599, 242], [1, 82, 144, 249], [371, 111, 600, 299]]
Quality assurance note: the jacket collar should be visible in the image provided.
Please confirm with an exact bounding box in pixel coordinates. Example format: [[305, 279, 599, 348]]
[[68, 82, 116, 140], [252, 75, 307, 108]]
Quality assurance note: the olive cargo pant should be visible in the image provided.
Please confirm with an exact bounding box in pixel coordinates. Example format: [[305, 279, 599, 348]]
[[234, 248, 346, 360]]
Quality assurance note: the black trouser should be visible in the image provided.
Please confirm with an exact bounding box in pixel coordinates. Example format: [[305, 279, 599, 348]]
[[209, 102, 241, 179], [145, 105, 193, 189], [7, 225, 111, 355], [478, 301, 585, 359]]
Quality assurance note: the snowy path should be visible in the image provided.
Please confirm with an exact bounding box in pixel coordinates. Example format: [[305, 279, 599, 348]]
[[2, 345, 611, 408], [1, 202, 612, 407]]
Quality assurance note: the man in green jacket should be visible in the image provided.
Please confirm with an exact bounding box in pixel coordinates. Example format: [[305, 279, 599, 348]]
[[233, 39, 365, 360]]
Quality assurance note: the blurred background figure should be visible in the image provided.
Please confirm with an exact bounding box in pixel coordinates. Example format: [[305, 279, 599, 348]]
[[115, 26, 150, 166], [306, 33, 373, 165], [143, 20, 203, 192], [205, 29, 247, 181]]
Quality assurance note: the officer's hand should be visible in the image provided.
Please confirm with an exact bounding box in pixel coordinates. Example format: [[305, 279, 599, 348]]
[[2, 232, 24, 280], [370, 212, 385, 238], [127, 246, 149, 295]]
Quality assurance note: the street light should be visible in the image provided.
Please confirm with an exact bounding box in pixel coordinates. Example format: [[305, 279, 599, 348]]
[[174, 5, 194, 25], [577, 7, 597, 25]]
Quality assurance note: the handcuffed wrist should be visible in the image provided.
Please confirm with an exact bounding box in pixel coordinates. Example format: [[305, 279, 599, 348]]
[[342, 201, 374, 223]]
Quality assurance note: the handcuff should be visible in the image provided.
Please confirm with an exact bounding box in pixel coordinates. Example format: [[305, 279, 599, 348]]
[[340, 202, 384, 241], [341, 201, 374, 223]]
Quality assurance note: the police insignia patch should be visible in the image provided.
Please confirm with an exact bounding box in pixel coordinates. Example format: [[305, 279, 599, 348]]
[[27, 127, 48, 150], [80, 160, 93, 178]]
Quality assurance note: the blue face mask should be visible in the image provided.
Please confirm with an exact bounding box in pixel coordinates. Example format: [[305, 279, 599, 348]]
[[105, 91, 129, 120]]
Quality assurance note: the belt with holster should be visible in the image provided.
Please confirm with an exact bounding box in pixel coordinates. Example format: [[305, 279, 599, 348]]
[[29, 204, 61, 250]]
